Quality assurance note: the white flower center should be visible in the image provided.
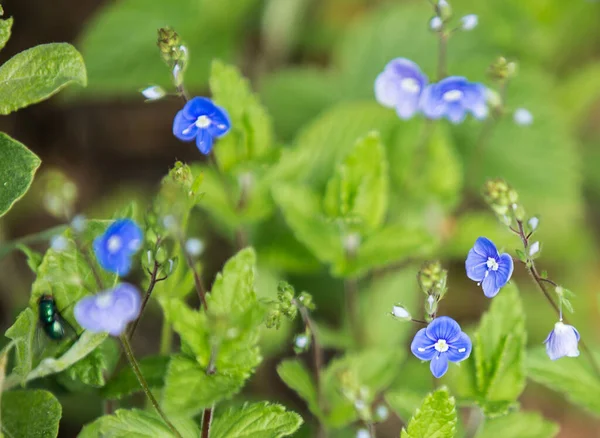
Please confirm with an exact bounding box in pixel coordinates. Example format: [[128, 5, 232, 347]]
[[554, 321, 567, 333], [434, 339, 449, 353], [486, 257, 499, 271], [107, 236, 122, 253], [443, 89, 463, 102], [96, 292, 114, 309], [195, 115, 211, 128], [400, 77, 420, 93]]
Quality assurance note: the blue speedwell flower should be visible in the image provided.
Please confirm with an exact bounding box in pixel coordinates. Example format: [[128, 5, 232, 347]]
[[94, 219, 142, 276], [411, 316, 472, 378], [420, 76, 488, 123], [465, 237, 513, 298], [74, 283, 141, 336], [544, 321, 580, 360], [375, 58, 428, 120], [172, 97, 231, 154]]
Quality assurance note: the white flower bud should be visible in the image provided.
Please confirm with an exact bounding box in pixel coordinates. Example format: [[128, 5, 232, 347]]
[[392, 304, 411, 321], [529, 241, 540, 257], [343, 233, 361, 254], [356, 429, 371, 438], [528, 216, 539, 231], [294, 334, 308, 349], [460, 14, 478, 31], [185, 238, 204, 257], [514, 108, 533, 126], [375, 404, 389, 420], [50, 235, 69, 252], [71, 214, 86, 233], [429, 16, 443, 31], [141, 85, 166, 101]]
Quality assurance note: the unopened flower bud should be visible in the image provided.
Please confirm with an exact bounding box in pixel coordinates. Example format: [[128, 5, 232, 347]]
[[429, 16, 443, 31], [529, 241, 540, 257], [185, 238, 204, 257], [460, 14, 478, 31], [141, 85, 166, 101], [437, 0, 452, 21], [391, 304, 411, 321], [514, 108, 533, 126], [528, 216, 539, 232]]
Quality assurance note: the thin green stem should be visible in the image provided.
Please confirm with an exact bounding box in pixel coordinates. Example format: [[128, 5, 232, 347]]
[[437, 31, 448, 80], [120, 335, 182, 438]]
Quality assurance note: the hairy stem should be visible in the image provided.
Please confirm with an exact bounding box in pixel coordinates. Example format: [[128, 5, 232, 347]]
[[514, 220, 600, 378], [120, 335, 182, 438], [182, 245, 209, 309], [128, 261, 163, 340], [201, 405, 214, 438]]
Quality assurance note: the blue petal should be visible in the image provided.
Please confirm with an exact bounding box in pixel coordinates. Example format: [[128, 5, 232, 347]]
[[173, 111, 197, 141], [472, 237, 498, 258], [446, 332, 472, 362], [384, 58, 427, 84], [436, 76, 469, 95], [544, 323, 580, 360], [426, 316, 461, 342], [464, 83, 488, 119], [446, 103, 467, 124], [110, 219, 143, 251], [495, 253, 514, 288], [375, 71, 402, 108], [207, 105, 232, 138], [183, 97, 218, 119], [395, 91, 421, 119], [481, 271, 500, 298], [411, 328, 437, 361], [465, 249, 488, 282], [430, 353, 449, 378], [196, 129, 214, 155], [93, 219, 142, 276], [420, 84, 445, 119]]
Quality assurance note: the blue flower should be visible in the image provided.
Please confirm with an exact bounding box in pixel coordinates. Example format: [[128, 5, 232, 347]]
[[94, 219, 143, 276], [74, 283, 141, 336], [420, 76, 488, 123], [172, 97, 231, 154], [544, 321, 580, 360], [411, 316, 472, 378], [375, 58, 428, 120], [465, 237, 513, 298]]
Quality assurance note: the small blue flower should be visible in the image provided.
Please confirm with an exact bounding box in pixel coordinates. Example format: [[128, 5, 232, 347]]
[[420, 76, 488, 123], [411, 316, 472, 378], [94, 219, 143, 276], [544, 321, 580, 360], [74, 283, 141, 336], [465, 237, 513, 298], [172, 97, 231, 154], [375, 58, 428, 120]]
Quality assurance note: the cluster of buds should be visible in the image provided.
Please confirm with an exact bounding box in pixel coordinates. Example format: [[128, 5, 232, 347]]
[[482, 178, 525, 226], [337, 369, 389, 432], [265, 282, 314, 329], [418, 261, 448, 321], [157, 27, 189, 87], [488, 56, 517, 82]]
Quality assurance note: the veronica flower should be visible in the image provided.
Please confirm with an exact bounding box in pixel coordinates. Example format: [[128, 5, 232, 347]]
[[374, 58, 428, 119], [94, 219, 143, 276], [544, 321, 580, 360], [420, 76, 488, 123], [465, 237, 513, 298], [74, 283, 141, 336], [411, 316, 472, 378], [172, 97, 231, 154]]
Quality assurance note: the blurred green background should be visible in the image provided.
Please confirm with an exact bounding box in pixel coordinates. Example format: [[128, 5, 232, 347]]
[[1, 0, 600, 436]]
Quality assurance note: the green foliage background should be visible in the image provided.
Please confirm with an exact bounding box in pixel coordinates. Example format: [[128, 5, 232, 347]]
[[2, 0, 600, 436]]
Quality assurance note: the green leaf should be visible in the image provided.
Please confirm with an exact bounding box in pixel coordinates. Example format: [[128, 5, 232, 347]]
[[162, 355, 256, 417], [477, 411, 559, 438], [323, 131, 389, 233], [210, 402, 303, 438], [0, 43, 87, 114], [1, 390, 61, 438], [4, 308, 37, 383], [75, 0, 261, 97], [209, 61, 275, 171], [161, 249, 263, 416], [102, 355, 170, 400], [447, 284, 526, 417], [277, 359, 320, 418], [359, 266, 420, 348], [16, 244, 43, 274], [79, 408, 199, 438], [335, 223, 436, 278], [0, 16, 13, 51], [0, 225, 67, 260], [401, 388, 457, 438], [527, 346, 600, 416], [62, 337, 118, 388], [0, 133, 41, 218], [272, 183, 344, 266]]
